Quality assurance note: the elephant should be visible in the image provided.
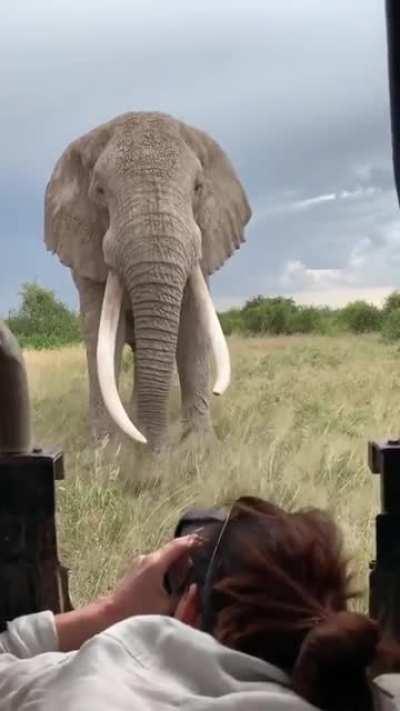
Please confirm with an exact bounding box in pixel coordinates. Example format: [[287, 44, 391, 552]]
[[0, 319, 31, 455], [44, 112, 251, 451]]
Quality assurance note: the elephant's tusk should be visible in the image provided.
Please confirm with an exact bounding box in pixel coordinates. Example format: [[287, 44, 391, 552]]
[[190, 265, 231, 395], [97, 272, 147, 444]]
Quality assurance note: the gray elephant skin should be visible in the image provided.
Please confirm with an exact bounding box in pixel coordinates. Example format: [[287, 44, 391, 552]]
[[0, 320, 31, 455], [44, 112, 251, 451]]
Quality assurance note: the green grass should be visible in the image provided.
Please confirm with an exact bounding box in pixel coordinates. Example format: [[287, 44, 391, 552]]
[[25, 334, 400, 608]]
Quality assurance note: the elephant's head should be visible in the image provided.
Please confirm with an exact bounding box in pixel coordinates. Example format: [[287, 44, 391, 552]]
[[44, 112, 251, 449]]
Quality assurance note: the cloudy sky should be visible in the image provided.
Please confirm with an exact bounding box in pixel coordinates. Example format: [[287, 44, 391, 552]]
[[1, 0, 399, 314]]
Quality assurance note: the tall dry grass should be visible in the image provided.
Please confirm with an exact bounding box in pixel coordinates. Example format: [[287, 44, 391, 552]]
[[24, 334, 400, 608]]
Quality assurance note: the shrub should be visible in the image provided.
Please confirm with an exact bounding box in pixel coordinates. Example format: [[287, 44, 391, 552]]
[[382, 308, 400, 342], [265, 299, 296, 335], [383, 290, 400, 315], [241, 305, 266, 333], [338, 300, 382, 334], [218, 297, 384, 337], [7, 282, 81, 349], [218, 309, 244, 335], [287, 306, 322, 334], [241, 297, 297, 335]]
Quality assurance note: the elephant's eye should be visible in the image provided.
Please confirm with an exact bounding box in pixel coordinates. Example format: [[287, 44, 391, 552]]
[[96, 185, 105, 196], [194, 181, 202, 193]]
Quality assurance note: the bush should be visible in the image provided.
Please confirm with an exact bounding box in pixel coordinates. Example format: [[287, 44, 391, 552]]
[[216, 296, 388, 338], [382, 308, 400, 342], [338, 300, 382, 334], [241, 297, 297, 335], [7, 283, 81, 349], [265, 299, 296, 335], [242, 295, 266, 311], [383, 290, 400, 315], [241, 304, 269, 333], [287, 306, 322, 334], [218, 309, 243, 336]]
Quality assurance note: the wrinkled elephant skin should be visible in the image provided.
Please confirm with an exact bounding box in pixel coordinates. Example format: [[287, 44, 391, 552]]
[[44, 112, 251, 452]]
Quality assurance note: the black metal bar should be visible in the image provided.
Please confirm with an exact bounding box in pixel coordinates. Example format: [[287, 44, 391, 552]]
[[386, 0, 400, 204], [369, 440, 400, 639], [0, 321, 72, 629]]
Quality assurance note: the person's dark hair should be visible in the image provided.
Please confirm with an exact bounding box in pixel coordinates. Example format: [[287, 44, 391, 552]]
[[188, 497, 400, 711]]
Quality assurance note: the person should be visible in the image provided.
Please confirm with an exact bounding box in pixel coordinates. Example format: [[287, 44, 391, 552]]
[[0, 496, 398, 710]]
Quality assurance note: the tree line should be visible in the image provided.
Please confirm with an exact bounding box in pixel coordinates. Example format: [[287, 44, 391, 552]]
[[4, 282, 400, 349], [219, 292, 400, 340]]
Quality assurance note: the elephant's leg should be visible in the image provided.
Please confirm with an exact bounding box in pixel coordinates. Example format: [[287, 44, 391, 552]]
[[73, 273, 126, 442], [176, 281, 213, 440]]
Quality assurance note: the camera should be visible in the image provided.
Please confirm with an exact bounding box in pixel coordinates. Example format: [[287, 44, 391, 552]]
[[164, 507, 226, 596]]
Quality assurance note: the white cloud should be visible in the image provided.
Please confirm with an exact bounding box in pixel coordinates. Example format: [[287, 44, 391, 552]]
[[287, 186, 381, 212], [252, 186, 383, 225], [291, 193, 337, 210], [288, 287, 395, 308], [278, 217, 400, 300], [279, 261, 343, 291]]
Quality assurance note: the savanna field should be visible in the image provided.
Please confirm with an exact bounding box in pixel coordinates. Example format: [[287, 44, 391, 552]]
[[25, 334, 400, 610]]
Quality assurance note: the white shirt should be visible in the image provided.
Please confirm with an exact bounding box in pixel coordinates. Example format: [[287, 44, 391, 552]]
[[0, 610, 327, 709]]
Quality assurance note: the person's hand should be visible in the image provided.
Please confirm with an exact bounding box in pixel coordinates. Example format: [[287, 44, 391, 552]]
[[55, 535, 200, 652], [106, 534, 199, 623]]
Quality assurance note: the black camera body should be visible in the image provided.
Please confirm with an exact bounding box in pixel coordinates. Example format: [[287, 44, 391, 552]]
[[369, 440, 400, 638], [164, 508, 226, 596]]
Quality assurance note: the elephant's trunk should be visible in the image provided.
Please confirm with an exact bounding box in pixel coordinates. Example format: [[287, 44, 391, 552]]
[[0, 320, 32, 454], [122, 238, 187, 451]]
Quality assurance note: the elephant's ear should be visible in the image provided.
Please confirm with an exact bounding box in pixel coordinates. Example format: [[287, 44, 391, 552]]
[[44, 133, 109, 282], [181, 123, 251, 275]]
